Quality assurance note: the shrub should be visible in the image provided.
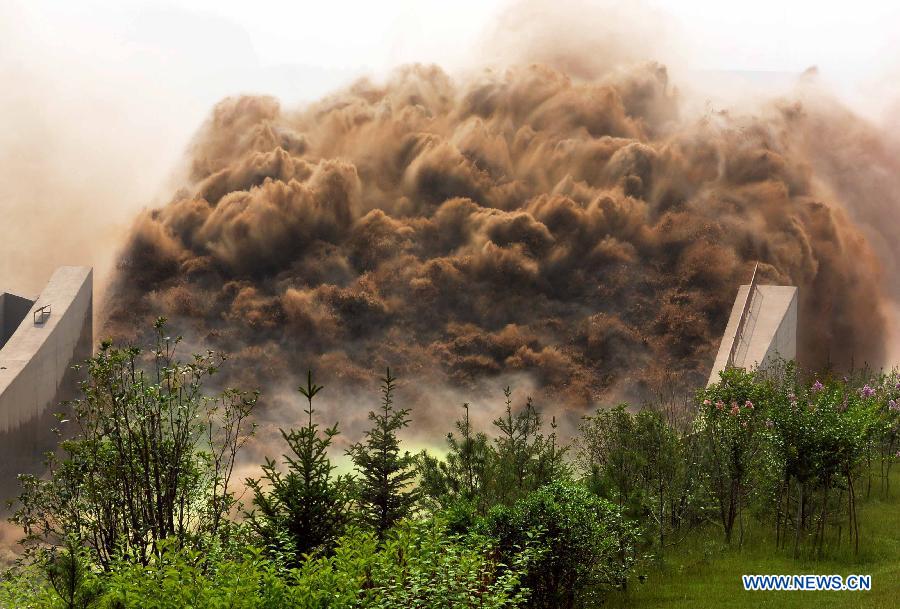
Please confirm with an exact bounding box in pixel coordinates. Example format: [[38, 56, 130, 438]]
[[697, 367, 771, 545], [419, 390, 568, 517], [479, 481, 638, 609], [577, 405, 700, 549], [767, 374, 879, 554], [97, 522, 529, 609], [97, 540, 295, 609], [12, 319, 257, 569]]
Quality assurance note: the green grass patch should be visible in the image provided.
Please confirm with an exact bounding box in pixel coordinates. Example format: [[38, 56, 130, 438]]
[[606, 470, 900, 608]]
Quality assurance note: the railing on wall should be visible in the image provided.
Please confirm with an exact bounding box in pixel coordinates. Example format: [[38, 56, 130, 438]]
[[33, 304, 51, 325], [726, 262, 760, 369]]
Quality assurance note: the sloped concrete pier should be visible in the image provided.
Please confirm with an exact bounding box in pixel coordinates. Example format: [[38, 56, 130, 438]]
[[708, 272, 797, 386], [0, 267, 92, 499]]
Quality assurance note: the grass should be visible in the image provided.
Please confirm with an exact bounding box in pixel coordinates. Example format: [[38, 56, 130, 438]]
[[606, 469, 900, 608]]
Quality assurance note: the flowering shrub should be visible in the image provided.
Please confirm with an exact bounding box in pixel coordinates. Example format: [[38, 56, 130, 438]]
[[698, 368, 772, 545], [872, 372, 900, 495], [765, 374, 878, 554]]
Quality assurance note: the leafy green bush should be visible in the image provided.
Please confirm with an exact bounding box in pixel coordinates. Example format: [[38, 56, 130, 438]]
[[12, 318, 257, 569], [577, 406, 700, 549], [39, 521, 528, 609], [99, 541, 291, 609], [765, 373, 879, 554], [355, 520, 530, 609], [698, 367, 772, 545], [479, 481, 638, 609], [0, 563, 61, 609]]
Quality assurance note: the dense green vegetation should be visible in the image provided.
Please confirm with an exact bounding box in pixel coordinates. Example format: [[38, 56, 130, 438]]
[[2, 322, 898, 608]]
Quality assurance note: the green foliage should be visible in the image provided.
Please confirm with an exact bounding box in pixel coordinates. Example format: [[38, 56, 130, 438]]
[[12, 318, 257, 569], [98, 540, 295, 609], [480, 481, 639, 609], [419, 390, 568, 516], [312, 521, 531, 609], [578, 405, 643, 510], [419, 403, 492, 514], [41, 538, 102, 609], [697, 365, 887, 554], [10, 523, 529, 609], [245, 371, 353, 564], [632, 409, 697, 548], [763, 371, 880, 555], [9, 342, 900, 609], [697, 367, 771, 545], [578, 406, 699, 549], [489, 388, 568, 506], [0, 536, 103, 609], [347, 369, 420, 538], [873, 371, 900, 494], [0, 562, 64, 609]]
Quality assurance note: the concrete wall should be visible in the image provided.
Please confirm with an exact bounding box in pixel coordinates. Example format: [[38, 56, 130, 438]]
[[760, 287, 798, 367], [0, 267, 92, 501], [0, 267, 92, 432], [708, 284, 798, 385]]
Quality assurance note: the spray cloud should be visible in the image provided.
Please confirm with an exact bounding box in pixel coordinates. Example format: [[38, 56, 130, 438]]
[[101, 44, 893, 437]]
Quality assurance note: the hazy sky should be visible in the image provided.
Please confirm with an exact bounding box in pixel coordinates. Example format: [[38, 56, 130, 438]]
[[8, 0, 900, 102], [1, 0, 899, 294]]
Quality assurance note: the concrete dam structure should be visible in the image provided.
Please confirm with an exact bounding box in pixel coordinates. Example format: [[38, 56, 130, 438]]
[[708, 265, 798, 386], [0, 266, 92, 500]]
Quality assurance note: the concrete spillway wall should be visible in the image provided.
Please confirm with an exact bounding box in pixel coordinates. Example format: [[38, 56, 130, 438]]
[[0, 267, 92, 498], [0, 266, 93, 431], [708, 283, 798, 386]]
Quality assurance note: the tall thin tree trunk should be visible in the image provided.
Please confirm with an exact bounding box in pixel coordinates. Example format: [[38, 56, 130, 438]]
[[794, 482, 804, 557]]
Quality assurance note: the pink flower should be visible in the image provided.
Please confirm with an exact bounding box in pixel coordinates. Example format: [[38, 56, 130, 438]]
[[730, 405, 741, 416], [703, 399, 711, 406], [744, 400, 754, 410], [716, 401, 724, 411]]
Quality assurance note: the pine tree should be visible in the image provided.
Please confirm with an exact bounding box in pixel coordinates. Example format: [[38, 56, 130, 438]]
[[348, 368, 420, 538], [491, 388, 568, 505], [419, 402, 491, 512], [246, 371, 352, 563]]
